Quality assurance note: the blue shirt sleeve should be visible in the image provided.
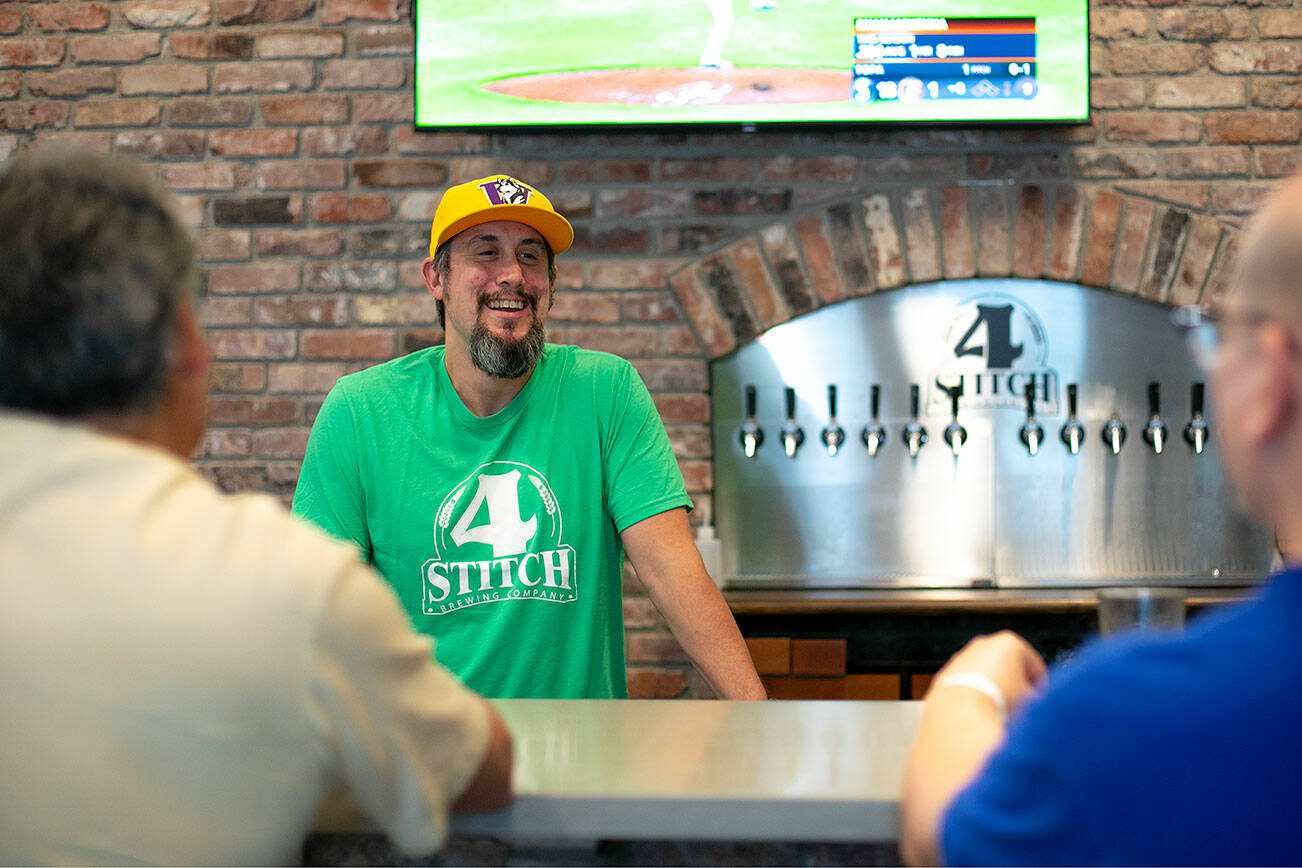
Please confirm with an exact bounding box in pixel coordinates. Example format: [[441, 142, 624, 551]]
[[940, 693, 1097, 866]]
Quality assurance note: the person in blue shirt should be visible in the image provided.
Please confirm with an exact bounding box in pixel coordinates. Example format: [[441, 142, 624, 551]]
[[900, 172, 1302, 867]]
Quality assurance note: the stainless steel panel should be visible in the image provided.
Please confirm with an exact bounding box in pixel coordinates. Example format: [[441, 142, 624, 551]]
[[710, 279, 1273, 589]]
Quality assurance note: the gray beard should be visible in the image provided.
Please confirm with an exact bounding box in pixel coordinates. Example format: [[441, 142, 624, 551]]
[[469, 319, 545, 379]]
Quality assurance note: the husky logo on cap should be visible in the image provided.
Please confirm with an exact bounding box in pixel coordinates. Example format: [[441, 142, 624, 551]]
[[478, 177, 531, 207]]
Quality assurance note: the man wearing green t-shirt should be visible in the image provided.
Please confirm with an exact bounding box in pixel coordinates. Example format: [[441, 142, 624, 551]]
[[293, 174, 765, 700]]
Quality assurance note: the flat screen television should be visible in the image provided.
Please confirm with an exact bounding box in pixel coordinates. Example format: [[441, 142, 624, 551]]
[[414, 0, 1089, 129]]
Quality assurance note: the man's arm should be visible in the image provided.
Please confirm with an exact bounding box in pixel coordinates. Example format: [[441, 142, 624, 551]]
[[621, 507, 766, 700], [900, 631, 1047, 866]]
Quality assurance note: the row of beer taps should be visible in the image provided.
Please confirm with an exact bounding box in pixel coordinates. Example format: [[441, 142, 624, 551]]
[[738, 381, 1210, 459]]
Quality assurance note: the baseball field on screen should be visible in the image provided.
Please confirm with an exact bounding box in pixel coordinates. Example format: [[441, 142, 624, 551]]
[[414, 0, 1089, 128]]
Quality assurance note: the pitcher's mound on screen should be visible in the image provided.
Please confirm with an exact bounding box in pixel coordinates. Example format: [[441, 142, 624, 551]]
[[482, 68, 850, 107]]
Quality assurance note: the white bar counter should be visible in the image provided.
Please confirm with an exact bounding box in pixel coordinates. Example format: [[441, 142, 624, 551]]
[[452, 699, 923, 843]]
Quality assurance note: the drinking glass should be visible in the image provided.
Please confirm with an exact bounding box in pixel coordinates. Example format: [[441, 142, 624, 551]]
[[1097, 587, 1187, 636]]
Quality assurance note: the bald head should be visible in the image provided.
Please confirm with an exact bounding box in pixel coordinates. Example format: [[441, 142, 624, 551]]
[[1232, 174, 1302, 320], [1208, 174, 1302, 541]]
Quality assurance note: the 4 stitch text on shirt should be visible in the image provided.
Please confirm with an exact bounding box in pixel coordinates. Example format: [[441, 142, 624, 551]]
[[421, 546, 577, 615]]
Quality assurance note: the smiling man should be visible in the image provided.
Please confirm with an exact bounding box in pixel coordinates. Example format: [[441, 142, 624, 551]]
[[293, 175, 764, 700]]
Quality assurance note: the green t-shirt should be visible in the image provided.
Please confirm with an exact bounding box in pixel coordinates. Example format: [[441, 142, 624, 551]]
[[291, 344, 691, 698]]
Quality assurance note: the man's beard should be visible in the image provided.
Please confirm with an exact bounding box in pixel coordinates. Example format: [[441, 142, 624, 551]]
[[469, 318, 545, 379]]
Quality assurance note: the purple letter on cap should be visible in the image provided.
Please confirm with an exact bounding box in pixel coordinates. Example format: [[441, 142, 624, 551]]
[[479, 177, 531, 206]]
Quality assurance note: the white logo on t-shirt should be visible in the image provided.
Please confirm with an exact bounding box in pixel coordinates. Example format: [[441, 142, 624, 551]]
[[448, 469, 537, 557], [421, 461, 575, 616]]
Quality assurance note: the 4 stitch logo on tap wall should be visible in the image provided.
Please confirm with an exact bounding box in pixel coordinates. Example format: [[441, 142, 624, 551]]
[[422, 461, 576, 616], [930, 294, 1059, 414]]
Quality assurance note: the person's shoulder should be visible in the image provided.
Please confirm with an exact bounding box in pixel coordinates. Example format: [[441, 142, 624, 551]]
[[181, 470, 362, 572], [334, 346, 444, 393], [546, 345, 638, 388], [1068, 589, 1276, 678], [1022, 597, 1275, 734], [322, 348, 445, 420], [81, 438, 364, 607], [1041, 632, 1187, 707], [549, 344, 631, 372]]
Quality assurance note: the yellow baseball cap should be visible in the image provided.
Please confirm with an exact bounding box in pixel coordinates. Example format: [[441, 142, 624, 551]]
[[428, 175, 574, 257]]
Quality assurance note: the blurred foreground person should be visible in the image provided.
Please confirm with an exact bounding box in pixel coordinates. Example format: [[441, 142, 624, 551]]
[[901, 174, 1302, 867], [0, 149, 511, 866]]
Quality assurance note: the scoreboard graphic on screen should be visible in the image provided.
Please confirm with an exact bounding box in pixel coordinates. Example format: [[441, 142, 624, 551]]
[[853, 17, 1038, 104]]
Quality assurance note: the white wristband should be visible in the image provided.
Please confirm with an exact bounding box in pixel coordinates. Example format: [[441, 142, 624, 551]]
[[933, 672, 1008, 717]]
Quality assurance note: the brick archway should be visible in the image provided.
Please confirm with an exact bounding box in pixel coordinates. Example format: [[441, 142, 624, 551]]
[[669, 184, 1241, 359]]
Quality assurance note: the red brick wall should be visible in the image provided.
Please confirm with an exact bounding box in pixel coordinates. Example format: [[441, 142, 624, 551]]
[[1, 0, 1297, 697]]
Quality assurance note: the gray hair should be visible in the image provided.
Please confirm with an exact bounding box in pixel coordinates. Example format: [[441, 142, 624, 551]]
[[431, 236, 556, 330], [0, 149, 196, 416]]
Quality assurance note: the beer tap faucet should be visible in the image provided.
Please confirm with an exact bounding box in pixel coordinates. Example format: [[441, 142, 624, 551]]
[[780, 386, 804, 458], [1060, 383, 1085, 455], [1183, 382, 1209, 455], [1142, 381, 1167, 455], [1103, 413, 1127, 455], [738, 384, 764, 459], [1019, 381, 1044, 456], [861, 384, 886, 457], [820, 384, 846, 457], [903, 383, 928, 459], [942, 384, 967, 458]]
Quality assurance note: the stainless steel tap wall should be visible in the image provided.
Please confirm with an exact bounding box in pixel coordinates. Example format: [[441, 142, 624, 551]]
[[709, 279, 1273, 589]]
